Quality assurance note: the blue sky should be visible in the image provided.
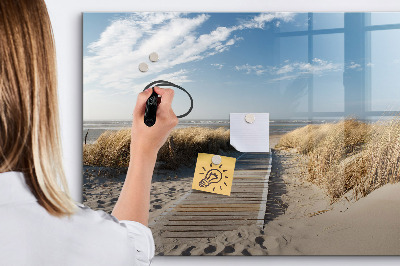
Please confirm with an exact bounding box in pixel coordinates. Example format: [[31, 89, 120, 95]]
[[83, 12, 400, 120]]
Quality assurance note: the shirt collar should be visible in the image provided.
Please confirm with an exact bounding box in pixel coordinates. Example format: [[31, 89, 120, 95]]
[[0, 171, 38, 205]]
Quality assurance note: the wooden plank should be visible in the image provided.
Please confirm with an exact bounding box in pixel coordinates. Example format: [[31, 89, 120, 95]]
[[229, 188, 265, 192], [232, 180, 269, 183], [190, 188, 265, 193], [235, 166, 270, 169], [191, 192, 265, 196], [162, 231, 223, 238], [231, 184, 267, 187], [173, 207, 259, 212], [234, 171, 269, 175], [185, 195, 264, 200], [165, 220, 257, 226], [236, 170, 270, 173], [168, 211, 258, 216], [176, 203, 260, 208], [184, 198, 263, 202], [234, 169, 270, 172], [166, 216, 263, 221], [162, 225, 240, 231], [186, 192, 264, 196], [185, 199, 260, 204], [232, 176, 266, 179], [179, 201, 260, 206]]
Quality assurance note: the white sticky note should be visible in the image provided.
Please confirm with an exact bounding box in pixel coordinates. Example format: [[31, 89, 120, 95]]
[[230, 113, 269, 152]]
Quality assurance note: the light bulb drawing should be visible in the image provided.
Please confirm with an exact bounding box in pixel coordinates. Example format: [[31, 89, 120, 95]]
[[198, 164, 229, 191]]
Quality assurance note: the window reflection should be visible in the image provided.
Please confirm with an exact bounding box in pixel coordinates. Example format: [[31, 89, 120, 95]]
[[275, 36, 308, 114], [313, 13, 344, 30], [313, 33, 344, 112], [278, 13, 308, 32], [371, 12, 400, 26], [275, 12, 400, 118], [370, 29, 400, 111]]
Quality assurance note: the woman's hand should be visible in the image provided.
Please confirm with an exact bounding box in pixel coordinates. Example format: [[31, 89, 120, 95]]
[[112, 86, 178, 225], [130, 86, 179, 156]]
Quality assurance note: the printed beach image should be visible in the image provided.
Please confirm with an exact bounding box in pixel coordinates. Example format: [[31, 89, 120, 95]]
[[83, 12, 400, 255]]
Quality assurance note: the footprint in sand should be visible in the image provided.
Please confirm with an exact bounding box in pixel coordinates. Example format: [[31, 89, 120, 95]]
[[217, 245, 235, 255], [241, 249, 251, 256], [204, 245, 216, 254], [181, 246, 195, 256], [255, 236, 267, 249]]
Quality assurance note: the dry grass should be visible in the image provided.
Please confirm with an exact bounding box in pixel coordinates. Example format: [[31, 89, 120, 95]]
[[83, 127, 234, 169], [83, 129, 131, 167], [276, 118, 400, 201]]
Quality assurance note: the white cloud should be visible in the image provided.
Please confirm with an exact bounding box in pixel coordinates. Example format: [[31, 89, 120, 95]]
[[276, 58, 342, 75], [211, 63, 224, 69], [235, 64, 267, 76], [236, 12, 295, 30], [276, 64, 294, 75], [269, 74, 300, 82], [347, 61, 362, 70], [84, 12, 296, 95], [235, 58, 343, 82], [270, 58, 342, 81]]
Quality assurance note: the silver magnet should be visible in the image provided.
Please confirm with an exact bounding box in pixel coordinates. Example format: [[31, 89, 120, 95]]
[[245, 114, 255, 124], [212, 155, 222, 165], [149, 52, 159, 62], [138, 62, 148, 72]]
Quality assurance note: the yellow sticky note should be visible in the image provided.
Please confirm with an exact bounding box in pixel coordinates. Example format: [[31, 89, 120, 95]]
[[192, 153, 236, 196]]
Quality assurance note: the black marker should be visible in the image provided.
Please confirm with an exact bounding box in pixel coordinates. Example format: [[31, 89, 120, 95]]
[[144, 87, 159, 127], [142, 80, 194, 126]]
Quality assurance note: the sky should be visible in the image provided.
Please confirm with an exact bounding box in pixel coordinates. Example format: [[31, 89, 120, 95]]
[[83, 12, 400, 120]]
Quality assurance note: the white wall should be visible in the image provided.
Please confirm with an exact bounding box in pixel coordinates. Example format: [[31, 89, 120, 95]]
[[45, 0, 399, 265]]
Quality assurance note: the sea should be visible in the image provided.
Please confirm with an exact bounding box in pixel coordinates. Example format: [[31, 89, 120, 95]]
[[83, 119, 330, 144]]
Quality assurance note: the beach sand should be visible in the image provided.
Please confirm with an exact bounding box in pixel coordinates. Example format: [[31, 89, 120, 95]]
[[83, 165, 195, 225], [83, 133, 400, 255]]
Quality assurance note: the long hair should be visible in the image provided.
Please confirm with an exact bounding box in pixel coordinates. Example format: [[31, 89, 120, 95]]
[[0, 0, 76, 216]]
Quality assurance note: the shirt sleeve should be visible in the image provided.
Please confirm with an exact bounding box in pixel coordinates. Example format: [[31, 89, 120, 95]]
[[119, 220, 155, 265], [75, 203, 155, 265]]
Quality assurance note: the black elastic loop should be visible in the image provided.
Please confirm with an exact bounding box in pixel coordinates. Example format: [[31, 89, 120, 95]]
[[143, 80, 193, 118]]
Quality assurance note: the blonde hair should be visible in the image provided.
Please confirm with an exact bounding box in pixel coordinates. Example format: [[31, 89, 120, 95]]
[[0, 0, 76, 216]]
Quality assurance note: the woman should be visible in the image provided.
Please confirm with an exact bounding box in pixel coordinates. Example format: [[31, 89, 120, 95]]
[[0, 0, 177, 265]]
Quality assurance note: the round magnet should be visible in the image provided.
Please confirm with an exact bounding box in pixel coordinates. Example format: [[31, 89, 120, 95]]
[[245, 113, 255, 124], [149, 52, 159, 62], [138, 62, 148, 72], [212, 155, 222, 165]]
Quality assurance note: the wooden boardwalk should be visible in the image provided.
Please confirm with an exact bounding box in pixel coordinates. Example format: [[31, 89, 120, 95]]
[[151, 152, 272, 239]]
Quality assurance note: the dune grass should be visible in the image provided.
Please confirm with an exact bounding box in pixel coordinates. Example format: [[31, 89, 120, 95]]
[[276, 118, 400, 201], [83, 129, 131, 168], [83, 127, 234, 170]]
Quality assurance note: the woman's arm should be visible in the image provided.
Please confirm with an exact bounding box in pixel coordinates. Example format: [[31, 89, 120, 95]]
[[112, 87, 178, 226]]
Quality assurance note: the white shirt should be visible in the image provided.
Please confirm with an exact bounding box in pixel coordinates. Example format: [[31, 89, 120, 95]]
[[0, 171, 155, 266]]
